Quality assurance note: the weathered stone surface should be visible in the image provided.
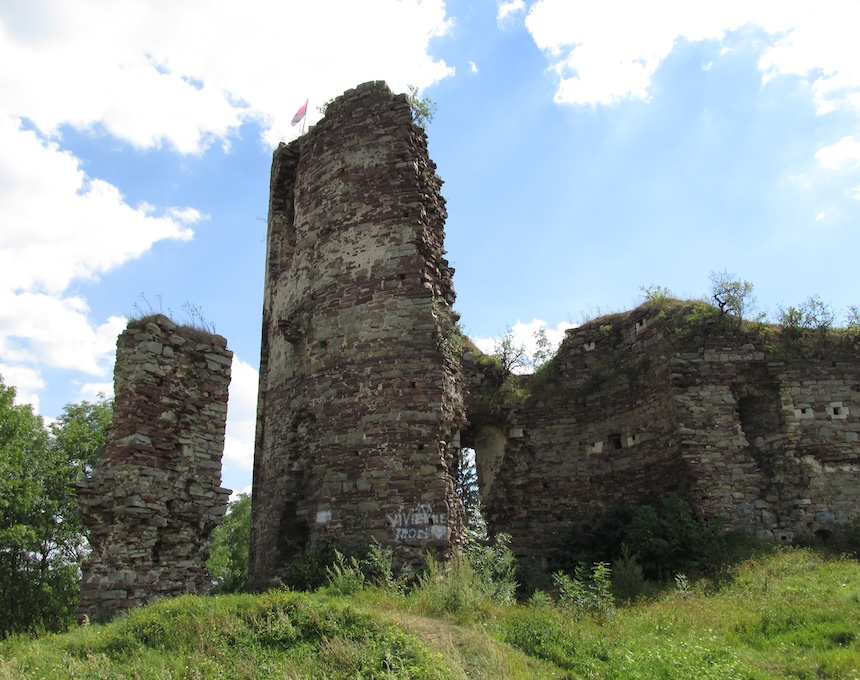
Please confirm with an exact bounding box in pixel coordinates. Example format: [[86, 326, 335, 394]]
[[248, 82, 466, 590], [464, 304, 860, 563], [76, 316, 232, 622]]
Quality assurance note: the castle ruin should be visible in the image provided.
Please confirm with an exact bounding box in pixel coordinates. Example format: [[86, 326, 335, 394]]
[[79, 82, 858, 607], [249, 81, 859, 586]]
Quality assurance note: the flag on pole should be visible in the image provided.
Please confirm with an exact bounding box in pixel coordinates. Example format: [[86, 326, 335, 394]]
[[291, 99, 308, 127]]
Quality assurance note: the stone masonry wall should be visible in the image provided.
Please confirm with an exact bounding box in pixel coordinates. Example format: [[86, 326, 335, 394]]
[[464, 304, 860, 564], [249, 82, 465, 590], [76, 315, 232, 622]]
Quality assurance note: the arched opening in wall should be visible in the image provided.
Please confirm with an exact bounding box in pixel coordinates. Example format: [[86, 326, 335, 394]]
[[470, 426, 507, 504], [456, 447, 481, 532]]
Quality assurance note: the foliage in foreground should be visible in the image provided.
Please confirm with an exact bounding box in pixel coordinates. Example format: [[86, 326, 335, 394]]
[[2, 546, 859, 679], [0, 375, 112, 637]]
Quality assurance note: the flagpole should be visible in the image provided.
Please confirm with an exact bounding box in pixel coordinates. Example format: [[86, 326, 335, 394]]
[[302, 101, 307, 136]]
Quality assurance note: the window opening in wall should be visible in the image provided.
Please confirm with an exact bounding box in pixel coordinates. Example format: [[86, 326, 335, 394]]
[[456, 447, 482, 536], [609, 434, 622, 450], [832, 406, 843, 416]]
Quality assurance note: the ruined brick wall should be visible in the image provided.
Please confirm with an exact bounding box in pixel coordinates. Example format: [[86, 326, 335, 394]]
[[76, 315, 232, 622], [249, 82, 465, 590], [464, 304, 859, 563]]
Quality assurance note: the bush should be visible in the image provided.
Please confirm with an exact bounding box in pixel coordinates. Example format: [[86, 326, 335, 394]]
[[282, 542, 344, 591], [553, 494, 722, 581], [465, 533, 518, 604], [552, 563, 615, 623]]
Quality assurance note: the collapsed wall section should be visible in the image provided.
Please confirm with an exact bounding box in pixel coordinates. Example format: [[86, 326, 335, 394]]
[[464, 304, 860, 563], [76, 315, 232, 622], [249, 81, 465, 590]]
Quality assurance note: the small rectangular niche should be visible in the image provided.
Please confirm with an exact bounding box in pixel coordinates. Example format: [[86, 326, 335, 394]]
[[608, 434, 623, 450], [635, 318, 648, 333], [793, 406, 814, 420], [826, 402, 849, 420], [626, 433, 642, 447], [584, 341, 596, 352], [588, 441, 604, 454]]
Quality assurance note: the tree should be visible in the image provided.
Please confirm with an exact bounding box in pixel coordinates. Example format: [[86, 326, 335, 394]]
[[494, 328, 528, 376], [51, 396, 112, 480], [0, 376, 112, 636], [709, 270, 755, 321], [406, 85, 437, 129], [207, 493, 251, 593]]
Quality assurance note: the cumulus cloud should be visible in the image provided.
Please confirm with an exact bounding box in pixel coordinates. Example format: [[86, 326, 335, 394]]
[[522, 0, 860, 112], [0, 0, 453, 153], [815, 136, 860, 169], [0, 118, 195, 296], [223, 356, 259, 470], [498, 0, 526, 25], [0, 363, 45, 410], [0, 0, 454, 411], [76, 382, 114, 402]]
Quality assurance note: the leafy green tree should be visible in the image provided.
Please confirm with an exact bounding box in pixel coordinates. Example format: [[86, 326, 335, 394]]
[[0, 376, 112, 636], [709, 270, 755, 321], [50, 395, 112, 479], [207, 493, 251, 593], [406, 85, 437, 129]]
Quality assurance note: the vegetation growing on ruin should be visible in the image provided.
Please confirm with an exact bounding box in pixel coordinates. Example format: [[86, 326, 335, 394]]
[[129, 293, 219, 340]]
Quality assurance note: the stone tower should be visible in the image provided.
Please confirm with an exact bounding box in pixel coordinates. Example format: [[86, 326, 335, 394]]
[[76, 315, 232, 622], [249, 82, 466, 590]]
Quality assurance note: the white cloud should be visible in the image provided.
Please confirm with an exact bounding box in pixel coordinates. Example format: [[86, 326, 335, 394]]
[[498, 0, 526, 25], [77, 382, 114, 402], [522, 1, 860, 112], [0, 0, 453, 153], [815, 136, 860, 169], [223, 356, 259, 470], [0, 363, 45, 410], [229, 486, 253, 503], [470, 61, 479, 74], [0, 0, 454, 409], [0, 291, 126, 376], [0, 117, 195, 296]]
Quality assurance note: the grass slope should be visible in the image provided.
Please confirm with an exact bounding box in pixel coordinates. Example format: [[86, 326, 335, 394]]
[[1, 547, 858, 679]]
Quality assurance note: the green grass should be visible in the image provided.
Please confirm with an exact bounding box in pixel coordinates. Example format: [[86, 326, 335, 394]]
[[2, 547, 859, 679]]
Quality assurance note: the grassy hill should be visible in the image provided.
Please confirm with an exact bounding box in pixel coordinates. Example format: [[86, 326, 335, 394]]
[[1, 546, 858, 679]]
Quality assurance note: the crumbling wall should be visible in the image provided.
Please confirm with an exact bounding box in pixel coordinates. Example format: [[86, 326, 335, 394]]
[[464, 304, 860, 563], [249, 82, 465, 591], [76, 315, 232, 622]]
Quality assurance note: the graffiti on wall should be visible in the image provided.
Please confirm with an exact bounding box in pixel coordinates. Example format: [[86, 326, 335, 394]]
[[386, 503, 448, 541]]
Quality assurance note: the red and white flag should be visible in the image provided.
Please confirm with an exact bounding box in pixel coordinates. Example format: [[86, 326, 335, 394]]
[[291, 99, 308, 126]]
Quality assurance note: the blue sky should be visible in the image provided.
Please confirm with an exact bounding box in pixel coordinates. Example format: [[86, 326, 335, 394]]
[[2, 0, 859, 495]]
